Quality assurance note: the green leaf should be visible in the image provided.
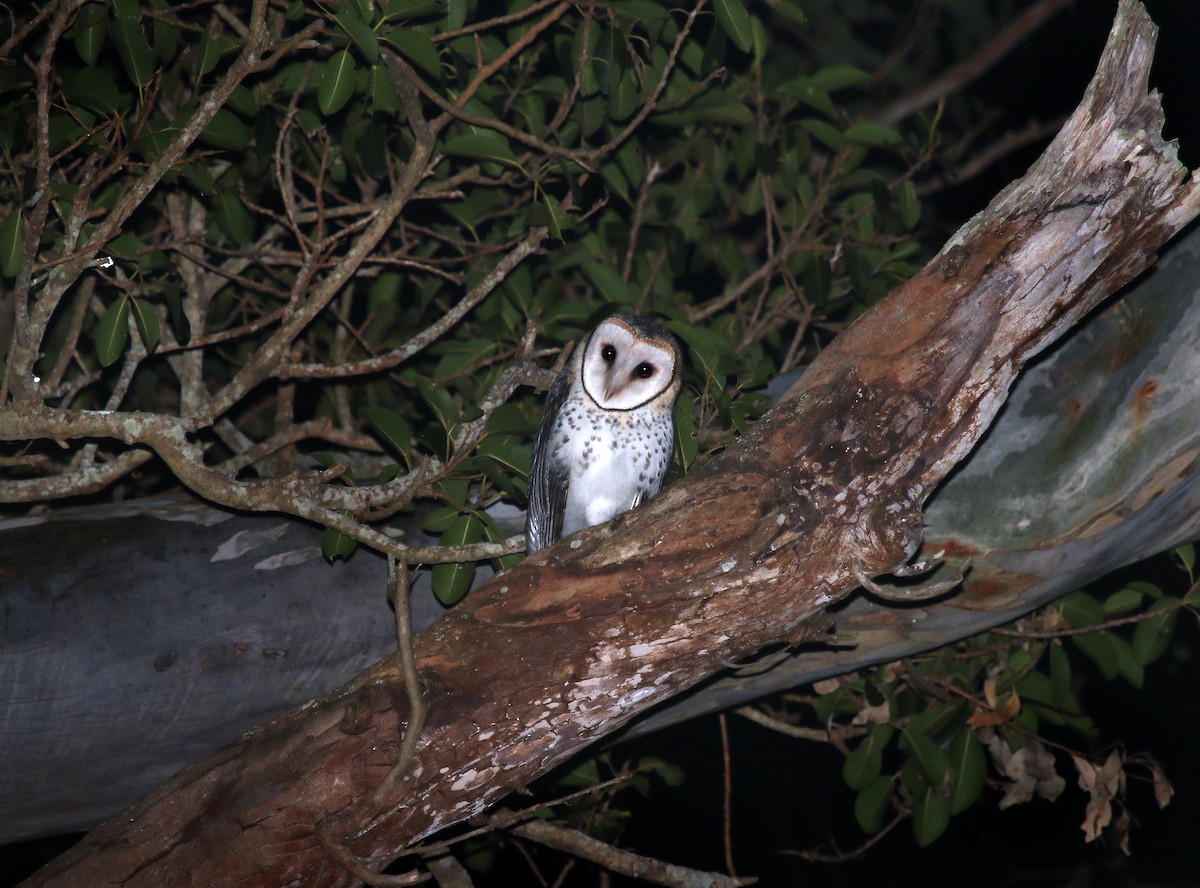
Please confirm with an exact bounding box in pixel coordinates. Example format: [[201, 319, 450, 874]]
[[72, 4, 108, 66], [1175, 542, 1195, 573], [226, 84, 258, 118], [809, 65, 870, 92], [130, 298, 160, 353], [163, 283, 190, 344], [1102, 586, 1143, 615], [110, 0, 139, 19], [844, 121, 902, 147], [194, 31, 238, 78], [750, 14, 767, 70], [947, 730, 986, 814], [151, 0, 180, 62], [1058, 592, 1104, 628], [801, 252, 832, 302], [319, 50, 358, 115], [666, 321, 737, 381], [422, 505, 460, 534], [638, 756, 686, 787], [777, 78, 835, 116], [1071, 630, 1120, 680], [0, 208, 25, 278], [112, 15, 156, 87], [911, 787, 951, 847], [199, 108, 253, 150], [674, 398, 698, 472], [477, 436, 532, 479], [442, 133, 519, 167], [591, 26, 622, 95], [445, 0, 467, 30], [321, 523, 358, 561], [688, 94, 755, 126], [713, 0, 754, 52], [843, 724, 894, 791], [800, 117, 842, 151], [388, 27, 440, 77], [854, 775, 894, 833], [607, 69, 640, 122], [419, 379, 459, 431], [1112, 635, 1144, 688], [1048, 641, 1071, 703], [897, 179, 921, 229], [771, 0, 806, 25], [95, 295, 131, 367], [900, 726, 948, 786], [370, 64, 401, 114], [1131, 600, 1178, 666], [362, 406, 413, 457], [528, 194, 571, 241], [431, 514, 483, 605], [581, 259, 636, 305], [212, 193, 253, 245], [335, 7, 380, 63], [61, 66, 124, 115], [480, 512, 522, 571]]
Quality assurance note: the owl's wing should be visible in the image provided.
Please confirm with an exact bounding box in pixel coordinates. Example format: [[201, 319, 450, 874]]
[[525, 368, 572, 553]]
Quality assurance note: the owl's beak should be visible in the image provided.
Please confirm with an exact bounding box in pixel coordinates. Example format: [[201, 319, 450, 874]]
[[603, 371, 626, 402]]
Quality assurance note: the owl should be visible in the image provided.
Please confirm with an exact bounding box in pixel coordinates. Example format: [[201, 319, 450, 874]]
[[525, 313, 683, 553]]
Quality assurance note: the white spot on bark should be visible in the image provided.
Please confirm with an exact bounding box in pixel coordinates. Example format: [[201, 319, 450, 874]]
[[451, 766, 498, 792]]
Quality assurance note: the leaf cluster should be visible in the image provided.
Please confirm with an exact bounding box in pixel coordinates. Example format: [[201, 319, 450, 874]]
[[0, 0, 932, 605], [801, 544, 1197, 850]]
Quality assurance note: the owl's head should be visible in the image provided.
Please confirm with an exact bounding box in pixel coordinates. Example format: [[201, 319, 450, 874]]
[[580, 313, 681, 411]]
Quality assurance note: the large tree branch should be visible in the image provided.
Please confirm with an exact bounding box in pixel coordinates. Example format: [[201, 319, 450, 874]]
[[18, 2, 1200, 885]]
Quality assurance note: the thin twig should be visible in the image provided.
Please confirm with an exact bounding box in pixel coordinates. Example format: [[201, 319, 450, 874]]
[[512, 818, 757, 888], [871, 0, 1072, 126], [369, 559, 430, 810], [718, 713, 737, 879]]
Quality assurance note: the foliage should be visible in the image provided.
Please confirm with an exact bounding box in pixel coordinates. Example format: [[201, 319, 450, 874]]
[[779, 543, 1196, 854], [0, 0, 930, 604]]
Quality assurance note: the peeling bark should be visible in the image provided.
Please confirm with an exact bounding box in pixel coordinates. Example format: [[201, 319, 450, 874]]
[[20, 2, 1200, 885]]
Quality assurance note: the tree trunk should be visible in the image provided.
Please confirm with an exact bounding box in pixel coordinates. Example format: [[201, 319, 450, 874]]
[[20, 2, 1200, 885]]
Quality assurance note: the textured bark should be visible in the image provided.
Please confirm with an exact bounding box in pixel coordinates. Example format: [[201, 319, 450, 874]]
[[20, 2, 1200, 885]]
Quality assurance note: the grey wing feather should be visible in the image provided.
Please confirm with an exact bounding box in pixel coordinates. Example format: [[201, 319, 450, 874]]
[[525, 368, 572, 553]]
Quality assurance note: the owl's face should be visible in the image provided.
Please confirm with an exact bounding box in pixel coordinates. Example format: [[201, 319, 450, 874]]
[[580, 315, 680, 411]]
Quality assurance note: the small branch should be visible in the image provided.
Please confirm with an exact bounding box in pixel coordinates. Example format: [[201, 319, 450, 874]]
[[0, 449, 154, 503], [788, 811, 907, 863], [448, 3, 570, 114], [429, 0, 563, 44], [735, 706, 868, 744], [369, 560, 429, 810], [718, 714, 737, 879], [992, 597, 1193, 639], [871, 0, 1072, 126], [917, 116, 1068, 196], [284, 228, 547, 380], [511, 819, 757, 888]]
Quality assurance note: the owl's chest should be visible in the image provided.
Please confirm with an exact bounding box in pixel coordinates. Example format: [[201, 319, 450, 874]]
[[550, 397, 672, 534]]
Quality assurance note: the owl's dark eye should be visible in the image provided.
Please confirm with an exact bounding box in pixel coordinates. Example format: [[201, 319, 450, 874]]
[[601, 344, 617, 362], [634, 362, 655, 379]]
